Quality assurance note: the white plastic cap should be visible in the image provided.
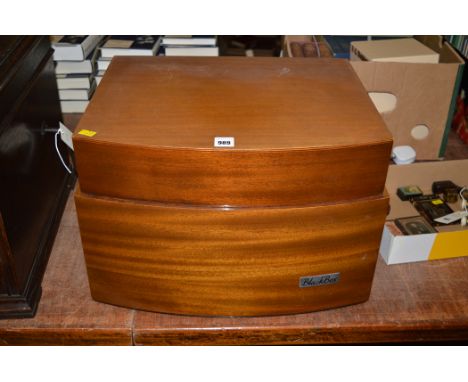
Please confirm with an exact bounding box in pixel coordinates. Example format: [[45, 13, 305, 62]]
[[392, 145, 416, 165]]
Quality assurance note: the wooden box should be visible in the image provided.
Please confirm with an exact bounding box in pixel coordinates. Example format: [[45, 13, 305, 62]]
[[74, 57, 392, 316]]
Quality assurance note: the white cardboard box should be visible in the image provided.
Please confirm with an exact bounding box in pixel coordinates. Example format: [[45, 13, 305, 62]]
[[380, 160, 468, 264]]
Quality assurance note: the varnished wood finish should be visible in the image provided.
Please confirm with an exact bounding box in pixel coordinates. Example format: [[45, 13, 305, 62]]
[[2, 191, 468, 345], [134, 324, 468, 346], [0, 196, 133, 345], [75, 189, 388, 316], [75, 141, 391, 207], [74, 57, 392, 206], [73, 57, 392, 316], [0, 329, 131, 346], [0, 36, 75, 318]]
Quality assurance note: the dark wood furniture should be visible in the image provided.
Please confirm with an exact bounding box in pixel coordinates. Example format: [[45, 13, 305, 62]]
[[0, 193, 467, 344], [73, 57, 392, 316], [0, 36, 75, 318]]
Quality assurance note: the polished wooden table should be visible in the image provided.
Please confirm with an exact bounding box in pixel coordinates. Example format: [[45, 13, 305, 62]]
[[0, 192, 467, 345]]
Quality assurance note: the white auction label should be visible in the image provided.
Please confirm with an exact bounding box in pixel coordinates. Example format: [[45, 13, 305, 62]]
[[434, 211, 468, 224], [214, 137, 235, 148]]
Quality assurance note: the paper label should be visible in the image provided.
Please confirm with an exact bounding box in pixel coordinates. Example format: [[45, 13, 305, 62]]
[[78, 129, 97, 137], [59, 122, 74, 151], [434, 211, 468, 224], [214, 137, 235, 148]]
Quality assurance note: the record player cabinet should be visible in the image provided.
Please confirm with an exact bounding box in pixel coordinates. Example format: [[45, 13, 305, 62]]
[[74, 57, 392, 316], [0, 36, 75, 318]]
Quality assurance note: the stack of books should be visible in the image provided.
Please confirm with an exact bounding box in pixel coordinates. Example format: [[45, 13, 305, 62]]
[[160, 35, 219, 56], [323, 36, 407, 59], [445, 35, 468, 59], [51, 35, 104, 113], [96, 36, 162, 85]]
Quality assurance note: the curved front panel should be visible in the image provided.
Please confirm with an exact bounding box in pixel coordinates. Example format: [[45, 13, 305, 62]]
[[75, 189, 388, 316], [74, 139, 391, 207]]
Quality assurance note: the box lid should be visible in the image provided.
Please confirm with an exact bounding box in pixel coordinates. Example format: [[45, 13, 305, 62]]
[[74, 57, 392, 207], [351, 38, 439, 63], [75, 57, 391, 150]]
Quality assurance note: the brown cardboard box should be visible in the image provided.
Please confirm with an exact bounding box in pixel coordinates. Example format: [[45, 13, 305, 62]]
[[350, 36, 465, 160], [380, 160, 468, 264]]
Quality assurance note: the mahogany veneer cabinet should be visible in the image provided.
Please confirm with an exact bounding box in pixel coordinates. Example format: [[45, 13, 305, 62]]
[[74, 57, 392, 316]]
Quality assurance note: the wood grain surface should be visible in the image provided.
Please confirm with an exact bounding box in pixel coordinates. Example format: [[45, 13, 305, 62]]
[[75, 189, 389, 316], [0, 196, 133, 345], [1, 191, 468, 345], [133, 254, 468, 345], [73, 57, 392, 206], [74, 140, 391, 207], [75, 57, 391, 149]]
